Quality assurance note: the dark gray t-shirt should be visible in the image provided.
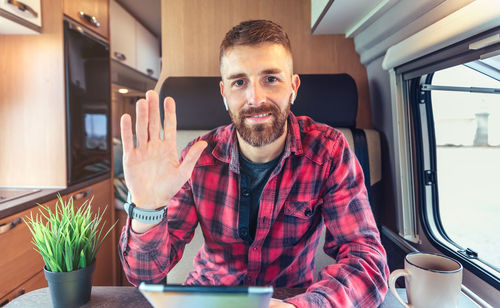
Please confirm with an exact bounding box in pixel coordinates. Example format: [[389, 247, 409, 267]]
[[238, 153, 281, 243]]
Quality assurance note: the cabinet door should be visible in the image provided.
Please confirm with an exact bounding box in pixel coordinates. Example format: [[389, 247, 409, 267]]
[[66, 179, 114, 286], [136, 22, 161, 79], [0, 199, 55, 299], [0, 271, 47, 306], [0, 0, 42, 33], [63, 0, 109, 39], [110, 0, 136, 68]]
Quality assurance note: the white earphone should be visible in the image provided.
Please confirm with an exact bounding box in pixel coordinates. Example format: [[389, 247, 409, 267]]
[[223, 97, 229, 111], [291, 91, 296, 104]]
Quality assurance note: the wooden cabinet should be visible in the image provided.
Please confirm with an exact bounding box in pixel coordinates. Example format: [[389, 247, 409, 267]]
[[0, 198, 55, 301], [63, 0, 109, 39], [64, 179, 115, 286], [0, 179, 115, 303], [0, 0, 42, 34], [136, 22, 161, 79], [110, 0, 161, 79], [110, 0, 136, 68], [0, 271, 47, 306]]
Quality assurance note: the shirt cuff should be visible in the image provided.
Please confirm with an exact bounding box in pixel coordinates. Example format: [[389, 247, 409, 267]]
[[125, 216, 168, 253], [284, 291, 330, 308]]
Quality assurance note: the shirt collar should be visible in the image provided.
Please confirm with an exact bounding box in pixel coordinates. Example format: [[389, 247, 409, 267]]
[[211, 112, 304, 171]]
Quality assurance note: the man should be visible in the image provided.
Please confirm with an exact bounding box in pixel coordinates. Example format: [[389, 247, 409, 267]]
[[119, 20, 389, 307]]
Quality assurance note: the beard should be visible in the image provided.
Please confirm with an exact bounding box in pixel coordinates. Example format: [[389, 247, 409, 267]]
[[228, 97, 291, 147]]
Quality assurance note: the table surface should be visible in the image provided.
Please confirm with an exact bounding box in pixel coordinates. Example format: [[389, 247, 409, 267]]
[[6, 286, 479, 307]]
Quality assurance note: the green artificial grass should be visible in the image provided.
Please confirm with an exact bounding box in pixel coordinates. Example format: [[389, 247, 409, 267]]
[[25, 194, 117, 272]]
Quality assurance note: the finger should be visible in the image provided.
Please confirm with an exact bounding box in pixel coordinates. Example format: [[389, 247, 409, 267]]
[[163, 97, 177, 144], [120, 114, 134, 154], [146, 90, 161, 141], [135, 98, 149, 147], [179, 141, 208, 179]]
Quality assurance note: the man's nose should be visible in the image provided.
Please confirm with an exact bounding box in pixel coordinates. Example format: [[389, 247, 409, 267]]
[[246, 81, 266, 106]]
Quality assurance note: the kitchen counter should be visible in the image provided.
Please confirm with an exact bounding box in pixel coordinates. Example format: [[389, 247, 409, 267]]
[[0, 174, 110, 220]]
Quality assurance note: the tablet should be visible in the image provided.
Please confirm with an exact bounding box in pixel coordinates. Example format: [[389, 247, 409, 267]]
[[138, 283, 274, 308]]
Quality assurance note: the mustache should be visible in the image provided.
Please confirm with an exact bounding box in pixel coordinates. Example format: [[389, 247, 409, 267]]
[[239, 104, 279, 118]]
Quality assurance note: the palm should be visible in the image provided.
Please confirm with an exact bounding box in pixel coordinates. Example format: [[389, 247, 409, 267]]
[[120, 91, 207, 209]]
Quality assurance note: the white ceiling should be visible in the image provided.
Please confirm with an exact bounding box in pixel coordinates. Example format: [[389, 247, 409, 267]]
[[313, 0, 400, 37], [117, 0, 161, 38]]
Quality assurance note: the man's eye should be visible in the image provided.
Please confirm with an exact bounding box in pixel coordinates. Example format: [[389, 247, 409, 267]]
[[234, 80, 245, 86], [266, 76, 278, 83]]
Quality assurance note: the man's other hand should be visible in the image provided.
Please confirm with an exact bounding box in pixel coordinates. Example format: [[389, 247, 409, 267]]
[[268, 299, 295, 308]]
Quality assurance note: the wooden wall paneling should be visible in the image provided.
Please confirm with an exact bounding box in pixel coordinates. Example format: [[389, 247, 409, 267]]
[[159, 0, 372, 128], [0, 0, 66, 186]]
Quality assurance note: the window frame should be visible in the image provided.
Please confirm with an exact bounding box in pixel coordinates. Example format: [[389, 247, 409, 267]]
[[405, 51, 500, 290]]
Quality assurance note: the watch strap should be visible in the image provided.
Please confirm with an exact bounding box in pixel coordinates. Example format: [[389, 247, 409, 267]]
[[124, 192, 167, 224]]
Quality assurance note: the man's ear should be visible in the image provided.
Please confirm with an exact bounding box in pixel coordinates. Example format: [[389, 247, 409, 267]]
[[219, 81, 228, 111], [291, 74, 301, 101]]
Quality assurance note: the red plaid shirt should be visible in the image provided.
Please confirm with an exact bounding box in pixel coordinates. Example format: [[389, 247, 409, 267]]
[[119, 113, 389, 307]]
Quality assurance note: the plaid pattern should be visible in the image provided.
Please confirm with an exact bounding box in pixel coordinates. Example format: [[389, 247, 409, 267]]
[[119, 113, 389, 307]]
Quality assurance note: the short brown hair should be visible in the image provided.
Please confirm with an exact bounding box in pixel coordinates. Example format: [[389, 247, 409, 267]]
[[219, 20, 292, 63]]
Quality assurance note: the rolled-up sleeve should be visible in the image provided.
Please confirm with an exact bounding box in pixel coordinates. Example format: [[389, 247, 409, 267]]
[[118, 181, 199, 286]]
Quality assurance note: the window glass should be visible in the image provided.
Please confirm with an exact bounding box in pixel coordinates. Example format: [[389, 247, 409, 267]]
[[430, 57, 500, 270]]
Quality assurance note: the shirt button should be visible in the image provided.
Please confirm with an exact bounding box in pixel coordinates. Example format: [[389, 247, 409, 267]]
[[239, 228, 248, 238], [253, 247, 258, 251], [304, 209, 312, 217], [123, 251, 128, 256], [242, 190, 250, 197]]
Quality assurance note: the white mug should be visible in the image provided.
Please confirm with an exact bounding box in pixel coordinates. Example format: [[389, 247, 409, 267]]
[[389, 252, 463, 308]]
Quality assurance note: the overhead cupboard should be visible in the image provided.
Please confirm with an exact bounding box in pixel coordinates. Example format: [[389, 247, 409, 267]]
[[63, 0, 109, 39], [0, 0, 42, 34], [110, 0, 161, 80]]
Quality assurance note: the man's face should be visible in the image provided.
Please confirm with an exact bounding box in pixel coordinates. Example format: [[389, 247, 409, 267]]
[[220, 43, 299, 147]]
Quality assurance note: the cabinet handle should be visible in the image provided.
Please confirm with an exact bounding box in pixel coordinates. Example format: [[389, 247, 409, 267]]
[[0, 217, 22, 235], [79, 11, 100, 28], [72, 188, 93, 201], [146, 68, 154, 76], [114, 52, 127, 61], [7, 0, 38, 18]]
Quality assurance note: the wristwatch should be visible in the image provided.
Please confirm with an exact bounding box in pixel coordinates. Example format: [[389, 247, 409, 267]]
[[123, 192, 167, 224]]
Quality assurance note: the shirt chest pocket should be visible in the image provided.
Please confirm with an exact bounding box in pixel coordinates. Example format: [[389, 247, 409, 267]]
[[282, 198, 323, 246]]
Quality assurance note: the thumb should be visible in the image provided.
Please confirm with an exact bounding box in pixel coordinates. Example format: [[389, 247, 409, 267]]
[[179, 140, 208, 179]]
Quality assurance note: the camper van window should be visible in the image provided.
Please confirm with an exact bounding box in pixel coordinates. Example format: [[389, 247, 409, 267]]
[[409, 51, 500, 286]]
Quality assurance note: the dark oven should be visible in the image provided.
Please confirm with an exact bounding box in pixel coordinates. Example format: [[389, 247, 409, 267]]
[[64, 19, 111, 186]]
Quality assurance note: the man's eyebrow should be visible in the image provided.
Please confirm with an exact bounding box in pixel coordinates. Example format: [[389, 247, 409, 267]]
[[261, 68, 283, 75], [226, 69, 284, 80], [227, 73, 247, 80]]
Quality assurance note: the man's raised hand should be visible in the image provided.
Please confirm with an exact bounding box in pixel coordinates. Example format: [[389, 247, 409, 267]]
[[120, 90, 207, 211]]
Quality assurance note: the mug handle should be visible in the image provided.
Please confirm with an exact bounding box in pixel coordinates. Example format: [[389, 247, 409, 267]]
[[389, 269, 412, 308]]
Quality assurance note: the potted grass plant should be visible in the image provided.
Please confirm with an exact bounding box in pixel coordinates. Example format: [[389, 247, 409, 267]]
[[24, 194, 116, 308]]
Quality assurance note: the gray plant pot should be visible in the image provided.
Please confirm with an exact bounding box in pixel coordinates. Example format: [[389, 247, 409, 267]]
[[43, 261, 96, 308]]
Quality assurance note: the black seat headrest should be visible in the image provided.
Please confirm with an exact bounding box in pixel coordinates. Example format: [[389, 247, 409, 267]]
[[159, 73, 358, 129], [291, 74, 358, 128], [159, 77, 229, 130]]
